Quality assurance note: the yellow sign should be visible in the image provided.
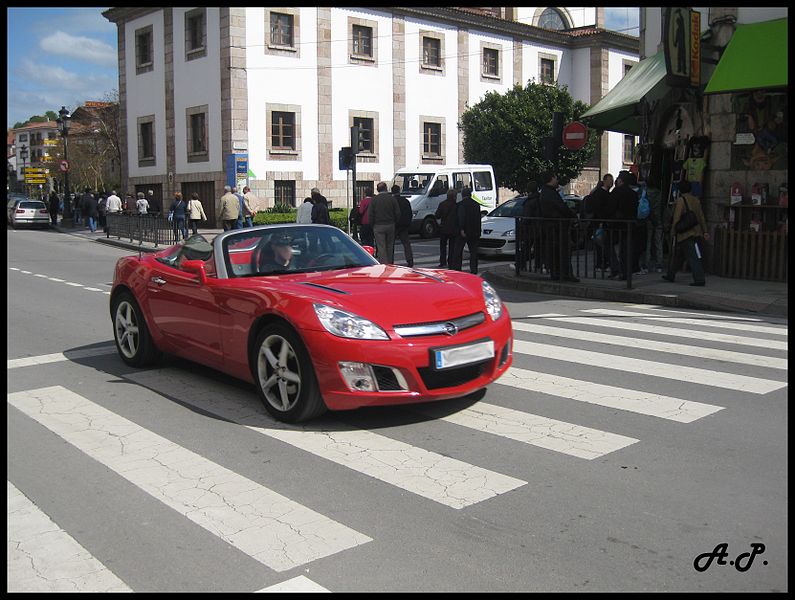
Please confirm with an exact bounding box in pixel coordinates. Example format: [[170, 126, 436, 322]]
[[24, 179, 47, 184], [43, 139, 59, 146], [690, 11, 701, 87]]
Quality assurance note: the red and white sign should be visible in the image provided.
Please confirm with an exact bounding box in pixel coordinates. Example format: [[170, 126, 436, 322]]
[[562, 121, 588, 150], [59, 160, 70, 172]]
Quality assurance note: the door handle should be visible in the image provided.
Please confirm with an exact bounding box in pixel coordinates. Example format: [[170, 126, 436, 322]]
[[151, 276, 167, 286]]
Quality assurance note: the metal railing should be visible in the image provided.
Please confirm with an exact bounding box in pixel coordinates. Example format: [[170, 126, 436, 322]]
[[106, 213, 181, 247], [515, 217, 647, 289]]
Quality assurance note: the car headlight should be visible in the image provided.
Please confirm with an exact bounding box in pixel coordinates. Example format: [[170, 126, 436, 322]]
[[502, 229, 514, 237], [481, 281, 503, 321], [313, 304, 389, 340]]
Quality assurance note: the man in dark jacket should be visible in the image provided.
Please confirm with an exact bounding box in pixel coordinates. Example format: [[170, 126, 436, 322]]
[[310, 187, 330, 224], [450, 187, 482, 274], [392, 184, 414, 267], [608, 171, 639, 279], [435, 189, 458, 267], [368, 182, 401, 264], [588, 173, 614, 270], [48, 190, 59, 227], [539, 172, 578, 281], [81, 188, 99, 233]]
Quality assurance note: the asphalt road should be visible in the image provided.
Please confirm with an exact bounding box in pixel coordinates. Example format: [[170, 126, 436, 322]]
[[7, 227, 789, 592]]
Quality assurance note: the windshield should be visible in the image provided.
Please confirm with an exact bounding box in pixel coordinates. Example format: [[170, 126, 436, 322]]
[[488, 197, 526, 218], [392, 173, 434, 195], [221, 225, 379, 278]]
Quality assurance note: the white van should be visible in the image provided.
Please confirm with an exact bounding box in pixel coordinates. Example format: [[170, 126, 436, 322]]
[[391, 164, 497, 237]]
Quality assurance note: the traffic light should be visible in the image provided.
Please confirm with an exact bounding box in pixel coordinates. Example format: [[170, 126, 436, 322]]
[[339, 146, 354, 170], [551, 111, 564, 150]]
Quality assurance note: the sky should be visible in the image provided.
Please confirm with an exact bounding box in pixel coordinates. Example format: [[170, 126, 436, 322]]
[[5, 7, 639, 131]]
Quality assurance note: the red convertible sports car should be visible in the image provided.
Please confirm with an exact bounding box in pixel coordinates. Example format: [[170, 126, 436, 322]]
[[110, 224, 513, 422]]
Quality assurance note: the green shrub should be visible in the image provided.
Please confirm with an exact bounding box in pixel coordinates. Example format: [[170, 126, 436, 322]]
[[251, 207, 351, 232]]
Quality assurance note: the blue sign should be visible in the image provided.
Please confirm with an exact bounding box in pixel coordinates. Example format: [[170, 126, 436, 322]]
[[226, 153, 249, 187]]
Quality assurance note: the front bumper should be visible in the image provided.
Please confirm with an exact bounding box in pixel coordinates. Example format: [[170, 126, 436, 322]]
[[474, 237, 516, 256], [302, 312, 513, 410]]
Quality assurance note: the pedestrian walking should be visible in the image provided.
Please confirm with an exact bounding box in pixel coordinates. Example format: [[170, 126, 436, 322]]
[[169, 192, 189, 241], [358, 194, 374, 247], [538, 172, 578, 281], [233, 186, 246, 229], [187, 192, 207, 235], [608, 171, 639, 280], [73, 192, 83, 225], [310, 188, 330, 225], [136, 192, 149, 215], [450, 187, 482, 274], [435, 189, 458, 267], [147, 189, 161, 216], [219, 185, 239, 231], [48, 190, 59, 227], [585, 174, 614, 271], [368, 182, 401, 264], [393, 184, 414, 267], [97, 193, 107, 230], [124, 193, 136, 214], [82, 188, 99, 233], [662, 180, 708, 286], [242, 186, 258, 227], [297, 197, 313, 224]]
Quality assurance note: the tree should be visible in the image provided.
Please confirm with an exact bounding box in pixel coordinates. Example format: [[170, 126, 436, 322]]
[[459, 81, 597, 194]]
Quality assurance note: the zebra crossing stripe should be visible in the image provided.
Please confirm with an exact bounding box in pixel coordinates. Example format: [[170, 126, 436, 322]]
[[415, 402, 639, 459], [495, 367, 724, 423], [7, 480, 131, 592], [624, 304, 767, 321], [124, 369, 526, 510], [7, 386, 372, 572], [511, 321, 788, 370], [256, 576, 330, 592], [511, 340, 786, 394], [7, 346, 117, 370], [540, 315, 787, 351], [583, 308, 788, 336]]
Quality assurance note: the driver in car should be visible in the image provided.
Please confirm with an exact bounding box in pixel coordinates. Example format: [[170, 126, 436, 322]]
[[261, 235, 298, 272]]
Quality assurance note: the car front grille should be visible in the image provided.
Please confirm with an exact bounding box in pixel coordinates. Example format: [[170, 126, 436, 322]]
[[393, 312, 485, 338], [417, 359, 491, 390], [478, 239, 507, 249]]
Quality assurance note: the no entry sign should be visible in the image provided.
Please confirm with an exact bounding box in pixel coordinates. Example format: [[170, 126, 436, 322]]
[[562, 121, 588, 150]]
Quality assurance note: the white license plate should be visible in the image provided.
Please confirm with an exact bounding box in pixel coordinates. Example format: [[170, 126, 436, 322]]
[[434, 340, 495, 370]]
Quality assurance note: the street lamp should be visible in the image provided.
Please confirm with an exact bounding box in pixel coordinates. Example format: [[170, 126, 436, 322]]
[[56, 106, 72, 226], [19, 144, 28, 196]]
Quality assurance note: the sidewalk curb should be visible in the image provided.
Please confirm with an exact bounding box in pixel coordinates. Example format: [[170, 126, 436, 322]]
[[481, 267, 788, 318]]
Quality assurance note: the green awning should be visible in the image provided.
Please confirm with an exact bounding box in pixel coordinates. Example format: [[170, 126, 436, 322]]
[[704, 18, 788, 94], [580, 52, 668, 135]]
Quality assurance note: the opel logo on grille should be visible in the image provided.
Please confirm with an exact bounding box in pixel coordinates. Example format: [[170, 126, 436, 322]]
[[443, 322, 458, 336]]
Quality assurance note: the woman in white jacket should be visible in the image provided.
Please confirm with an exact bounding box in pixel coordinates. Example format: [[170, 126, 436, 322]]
[[187, 192, 208, 235]]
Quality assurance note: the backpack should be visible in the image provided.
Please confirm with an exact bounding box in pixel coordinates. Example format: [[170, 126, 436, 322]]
[[349, 206, 362, 226], [637, 186, 650, 220]]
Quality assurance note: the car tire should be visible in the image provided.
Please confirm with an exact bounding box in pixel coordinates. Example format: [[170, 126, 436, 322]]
[[252, 323, 327, 423], [420, 216, 438, 238], [112, 292, 162, 367]]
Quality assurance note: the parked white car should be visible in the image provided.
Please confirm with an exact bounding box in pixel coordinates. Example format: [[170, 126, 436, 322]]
[[476, 195, 528, 257]]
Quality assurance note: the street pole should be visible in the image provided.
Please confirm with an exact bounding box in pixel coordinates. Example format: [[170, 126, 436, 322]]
[[57, 106, 72, 227]]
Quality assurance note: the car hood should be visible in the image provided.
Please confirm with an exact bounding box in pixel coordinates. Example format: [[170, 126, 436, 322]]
[[480, 215, 515, 235], [263, 265, 486, 325]]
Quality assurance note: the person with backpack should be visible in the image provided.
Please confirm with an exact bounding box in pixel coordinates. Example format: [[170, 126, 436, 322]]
[[392, 184, 414, 267], [662, 180, 708, 286]]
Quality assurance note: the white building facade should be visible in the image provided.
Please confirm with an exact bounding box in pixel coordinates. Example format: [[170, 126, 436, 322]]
[[104, 7, 639, 227]]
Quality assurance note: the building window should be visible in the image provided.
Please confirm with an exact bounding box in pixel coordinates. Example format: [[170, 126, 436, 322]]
[[423, 122, 442, 157], [274, 180, 296, 208], [422, 36, 441, 67], [540, 57, 555, 84], [137, 116, 155, 167], [271, 111, 296, 151], [185, 8, 206, 60], [352, 116, 374, 154], [352, 25, 372, 58], [537, 8, 568, 31], [135, 25, 154, 74], [270, 12, 294, 47], [623, 135, 636, 163], [482, 47, 499, 77], [186, 105, 208, 162], [623, 60, 636, 78], [19, 134, 28, 142]]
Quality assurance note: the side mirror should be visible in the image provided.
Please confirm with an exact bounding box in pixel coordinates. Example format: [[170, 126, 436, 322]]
[[362, 245, 376, 256], [181, 259, 207, 284]]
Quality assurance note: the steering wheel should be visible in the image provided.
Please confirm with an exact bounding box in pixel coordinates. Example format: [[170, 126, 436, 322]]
[[308, 253, 337, 268]]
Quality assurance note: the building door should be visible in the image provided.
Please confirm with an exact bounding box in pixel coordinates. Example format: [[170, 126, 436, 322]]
[[181, 181, 217, 228]]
